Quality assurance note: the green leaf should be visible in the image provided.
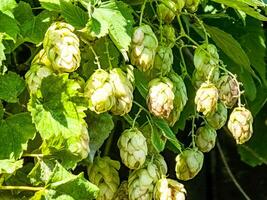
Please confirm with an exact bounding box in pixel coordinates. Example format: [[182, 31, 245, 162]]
[[39, 0, 61, 11], [211, 0, 267, 21], [0, 159, 23, 174], [248, 84, 267, 116], [0, 0, 17, 17], [60, 0, 88, 29], [0, 101, 3, 119], [0, 113, 36, 160], [0, 72, 25, 103], [151, 126, 166, 152], [85, 16, 109, 39], [0, 12, 19, 41], [86, 111, 114, 162], [152, 117, 182, 152], [133, 69, 149, 99], [0, 34, 5, 67]]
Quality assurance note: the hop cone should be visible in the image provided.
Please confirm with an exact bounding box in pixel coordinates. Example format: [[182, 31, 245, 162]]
[[152, 46, 173, 76], [218, 75, 239, 108], [43, 22, 81, 73], [192, 65, 220, 88], [147, 77, 175, 119], [113, 181, 129, 200], [175, 149, 204, 181], [25, 50, 53, 94], [195, 82, 218, 116], [128, 162, 160, 200], [153, 154, 168, 176], [166, 72, 188, 126], [117, 128, 148, 169], [130, 25, 158, 71], [227, 107, 253, 144], [161, 25, 176, 48], [110, 68, 134, 116], [206, 102, 228, 130], [195, 125, 217, 153], [88, 156, 120, 200], [153, 177, 186, 200], [157, 0, 185, 23], [84, 69, 115, 114], [185, 0, 200, 12]]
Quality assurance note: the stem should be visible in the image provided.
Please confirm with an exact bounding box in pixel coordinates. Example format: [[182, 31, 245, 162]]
[[133, 101, 150, 115], [139, 0, 148, 26], [0, 186, 43, 191], [104, 37, 113, 70], [132, 108, 142, 128], [177, 15, 185, 34], [90, 46, 101, 69], [22, 153, 43, 158], [178, 47, 191, 80], [191, 115, 196, 148], [103, 131, 114, 156], [217, 140, 251, 200]]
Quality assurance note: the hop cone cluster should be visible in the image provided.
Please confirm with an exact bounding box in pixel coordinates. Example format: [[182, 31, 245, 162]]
[[43, 22, 81, 73], [218, 74, 239, 108], [157, 0, 185, 23], [227, 107, 253, 144], [117, 128, 148, 169], [113, 181, 129, 200], [152, 46, 173, 76], [88, 156, 120, 200], [195, 82, 218, 116], [195, 125, 217, 153], [175, 149, 204, 181], [154, 177, 186, 200], [130, 25, 158, 71], [206, 102, 228, 130]]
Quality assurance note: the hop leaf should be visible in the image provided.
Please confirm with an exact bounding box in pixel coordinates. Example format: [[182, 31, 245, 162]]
[[195, 125, 217, 153]]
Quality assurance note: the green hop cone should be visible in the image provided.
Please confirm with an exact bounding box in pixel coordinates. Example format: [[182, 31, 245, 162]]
[[175, 149, 204, 181], [152, 46, 173, 76], [192, 65, 220, 88], [117, 128, 148, 169], [206, 102, 228, 130], [195, 125, 217, 153], [157, 0, 185, 23], [110, 68, 134, 116], [130, 25, 158, 72], [195, 82, 218, 116], [227, 107, 253, 144], [113, 181, 129, 200], [128, 162, 160, 200], [152, 154, 168, 176], [84, 69, 115, 114], [43, 22, 81, 73], [88, 156, 120, 200], [147, 77, 175, 119], [153, 177, 186, 200], [184, 0, 200, 12], [218, 75, 239, 108], [161, 25, 176, 48], [166, 72, 188, 126]]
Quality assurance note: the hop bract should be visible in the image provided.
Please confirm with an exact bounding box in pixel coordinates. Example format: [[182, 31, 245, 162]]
[[110, 68, 134, 116], [227, 107, 253, 144], [43, 22, 81, 73], [153, 177, 186, 200], [113, 181, 129, 200], [130, 25, 158, 71], [192, 65, 220, 88], [218, 74, 239, 108], [117, 128, 148, 169], [88, 156, 120, 200], [175, 149, 204, 181], [84, 69, 115, 114], [195, 82, 218, 116], [206, 102, 228, 130], [157, 0, 185, 23], [195, 125, 217, 153], [153, 46, 173, 76], [147, 77, 175, 119]]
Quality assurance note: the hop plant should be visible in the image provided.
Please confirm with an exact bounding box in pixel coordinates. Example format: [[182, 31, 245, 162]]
[[195, 82, 218, 116], [195, 125, 217, 153], [152, 46, 173, 76], [153, 177, 186, 200], [161, 25, 176, 48], [218, 74, 239, 108], [175, 149, 204, 181], [84, 69, 115, 114], [128, 162, 160, 200], [184, 0, 200, 12], [88, 156, 120, 200], [43, 22, 81, 73], [130, 25, 158, 72], [110, 68, 134, 116], [153, 154, 168, 176], [166, 72, 188, 126], [147, 77, 175, 119], [206, 102, 228, 130], [113, 181, 129, 200], [192, 65, 220, 88], [227, 107, 253, 144], [117, 128, 148, 169]]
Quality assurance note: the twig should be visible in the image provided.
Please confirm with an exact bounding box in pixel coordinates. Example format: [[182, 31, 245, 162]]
[[0, 186, 43, 191]]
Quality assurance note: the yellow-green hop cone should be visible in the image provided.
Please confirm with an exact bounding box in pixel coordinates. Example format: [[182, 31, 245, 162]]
[[185, 0, 200, 12], [194, 44, 219, 70], [206, 102, 228, 130], [110, 68, 134, 116], [195, 82, 218, 116], [31, 49, 51, 67], [195, 126, 217, 153], [147, 77, 175, 119], [128, 162, 160, 200], [84, 69, 115, 114], [43, 22, 81, 73], [157, 0, 185, 23], [153, 177, 186, 200], [130, 25, 158, 72], [117, 128, 148, 169], [152, 154, 168, 176], [161, 25, 176, 48], [218, 75, 239, 108], [88, 156, 120, 200], [113, 181, 129, 200], [192, 65, 220, 88], [152, 46, 173, 76], [227, 107, 253, 144], [175, 149, 204, 181]]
